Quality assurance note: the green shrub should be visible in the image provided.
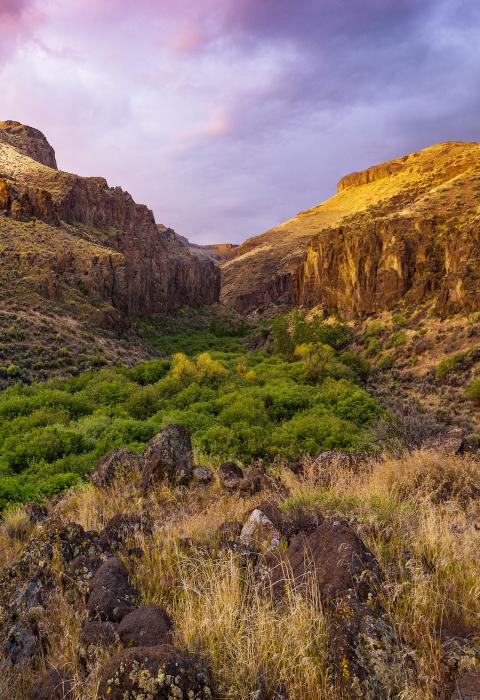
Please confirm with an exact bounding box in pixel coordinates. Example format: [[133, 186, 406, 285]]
[[466, 377, 480, 404]]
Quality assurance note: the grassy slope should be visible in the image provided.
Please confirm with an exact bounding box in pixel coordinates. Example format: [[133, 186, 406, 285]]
[[1, 449, 479, 698]]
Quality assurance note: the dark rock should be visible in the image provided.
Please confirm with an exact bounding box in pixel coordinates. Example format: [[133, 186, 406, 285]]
[[193, 466, 213, 484], [97, 644, 213, 699], [118, 605, 172, 647], [330, 593, 414, 699], [80, 620, 119, 648], [142, 424, 194, 490], [91, 448, 143, 488], [101, 513, 147, 549], [87, 557, 139, 622], [55, 523, 106, 563], [451, 673, 480, 699], [235, 468, 266, 496], [265, 518, 384, 603], [25, 503, 48, 524], [218, 461, 244, 487], [63, 554, 103, 597], [3, 620, 38, 666], [29, 668, 72, 700]]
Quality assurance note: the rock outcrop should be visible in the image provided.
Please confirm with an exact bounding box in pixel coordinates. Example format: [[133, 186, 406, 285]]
[[0, 120, 57, 168], [0, 121, 220, 332], [222, 141, 480, 318]]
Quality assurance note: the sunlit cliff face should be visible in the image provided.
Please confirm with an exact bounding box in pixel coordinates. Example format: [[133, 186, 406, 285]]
[[1, 0, 480, 243]]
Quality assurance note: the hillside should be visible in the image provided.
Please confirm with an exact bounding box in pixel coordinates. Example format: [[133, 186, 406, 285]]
[[0, 121, 220, 382], [222, 142, 480, 316]]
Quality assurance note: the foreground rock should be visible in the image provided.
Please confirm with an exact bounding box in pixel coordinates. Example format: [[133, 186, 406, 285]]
[[263, 517, 412, 698], [87, 557, 139, 622], [97, 644, 214, 699], [142, 424, 194, 490], [266, 517, 383, 601], [91, 448, 143, 488], [451, 673, 480, 699], [118, 605, 172, 647], [29, 668, 72, 700]]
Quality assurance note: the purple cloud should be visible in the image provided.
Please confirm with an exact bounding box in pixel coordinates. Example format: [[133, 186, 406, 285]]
[[0, 0, 479, 243]]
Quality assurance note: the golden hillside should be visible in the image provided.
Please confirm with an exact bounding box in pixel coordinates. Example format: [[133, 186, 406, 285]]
[[221, 141, 480, 315]]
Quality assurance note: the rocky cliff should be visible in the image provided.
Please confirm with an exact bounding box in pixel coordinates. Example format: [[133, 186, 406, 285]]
[[222, 141, 480, 317], [0, 122, 220, 326]]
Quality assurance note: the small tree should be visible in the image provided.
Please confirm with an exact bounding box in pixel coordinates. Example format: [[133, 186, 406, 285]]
[[294, 343, 334, 381]]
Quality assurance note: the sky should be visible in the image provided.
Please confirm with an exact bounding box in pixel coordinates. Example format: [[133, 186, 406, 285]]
[[1, 0, 480, 244]]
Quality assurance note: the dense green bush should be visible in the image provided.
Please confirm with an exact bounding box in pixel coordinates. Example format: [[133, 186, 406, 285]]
[[0, 342, 382, 508]]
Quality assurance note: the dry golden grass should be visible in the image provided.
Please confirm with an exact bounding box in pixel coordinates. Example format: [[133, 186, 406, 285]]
[[1, 449, 479, 699]]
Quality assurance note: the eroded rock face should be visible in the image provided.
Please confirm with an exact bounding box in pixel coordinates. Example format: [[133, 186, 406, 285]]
[[222, 141, 480, 318], [0, 121, 57, 168], [0, 121, 220, 331], [97, 644, 214, 700]]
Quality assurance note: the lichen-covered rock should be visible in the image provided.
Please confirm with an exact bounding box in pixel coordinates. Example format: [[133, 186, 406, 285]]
[[101, 513, 148, 549], [330, 594, 413, 699], [451, 672, 480, 699], [142, 424, 194, 490], [87, 557, 139, 622], [97, 644, 214, 699], [63, 554, 103, 598], [91, 448, 143, 488], [118, 605, 172, 647], [193, 466, 213, 484], [24, 503, 48, 524], [29, 668, 72, 700]]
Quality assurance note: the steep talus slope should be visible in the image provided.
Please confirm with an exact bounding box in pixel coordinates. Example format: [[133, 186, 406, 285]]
[[222, 141, 480, 317]]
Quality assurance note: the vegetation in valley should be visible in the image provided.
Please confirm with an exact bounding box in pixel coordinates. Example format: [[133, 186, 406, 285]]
[[0, 311, 382, 509]]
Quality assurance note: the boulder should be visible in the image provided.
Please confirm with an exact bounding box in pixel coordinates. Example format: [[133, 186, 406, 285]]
[[193, 466, 213, 484], [330, 593, 414, 699], [118, 605, 172, 647], [25, 502, 48, 524], [87, 557, 139, 622], [80, 620, 119, 648], [3, 620, 38, 666], [142, 424, 194, 490], [218, 461, 244, 488], [451, 673, 480, 699], [29, 668, 72, 700], [240, 503, 284, 551], [91, 448, 143, 488], [63, 554, 103, 597], [266, 518, 384, 602], [101, 513, 147, 549], [97, 644, 213, 700]]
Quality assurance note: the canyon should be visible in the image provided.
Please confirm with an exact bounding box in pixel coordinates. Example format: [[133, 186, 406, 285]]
[[0, 121, 220, 327], [222, 141, 480, 318]]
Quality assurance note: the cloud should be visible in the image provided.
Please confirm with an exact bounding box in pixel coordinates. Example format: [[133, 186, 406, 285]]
[[0, 0, 479, 243]]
